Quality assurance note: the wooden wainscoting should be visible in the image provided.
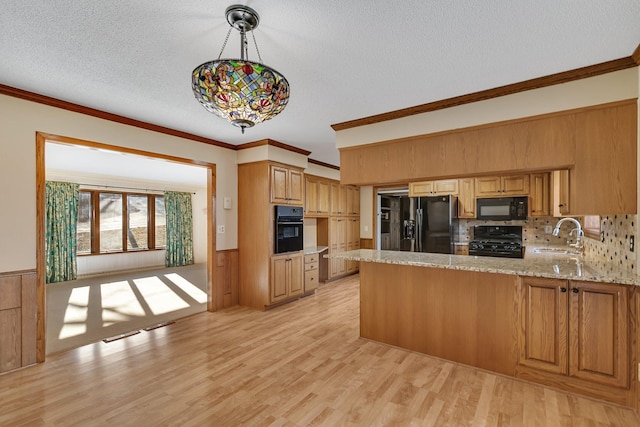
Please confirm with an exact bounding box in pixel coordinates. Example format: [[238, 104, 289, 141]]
[[0, 270, 37, 373], [216, 250, 239, 310]]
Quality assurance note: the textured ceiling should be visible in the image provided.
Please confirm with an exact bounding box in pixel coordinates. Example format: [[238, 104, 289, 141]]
[[2, 1, 640, 167]]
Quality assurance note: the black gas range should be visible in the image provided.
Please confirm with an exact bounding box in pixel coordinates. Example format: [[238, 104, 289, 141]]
[[468, 225, 524, 259]]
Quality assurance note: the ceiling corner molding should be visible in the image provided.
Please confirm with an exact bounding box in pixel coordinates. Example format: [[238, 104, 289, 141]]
[[237, 138, 312, 156], [308, 158, 340, 171], [331, 54, 639, 132], [632, 42, 640, 65], [0, 83, 237, 151]]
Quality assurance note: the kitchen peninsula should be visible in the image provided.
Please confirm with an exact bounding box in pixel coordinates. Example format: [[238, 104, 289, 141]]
[[328, 249, 639, 408]]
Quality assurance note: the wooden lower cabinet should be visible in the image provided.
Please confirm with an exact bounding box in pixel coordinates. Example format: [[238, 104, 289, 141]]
[[518, 277, 630, 404], [304, 253, 319, 293], [270, 253, 304, 304]]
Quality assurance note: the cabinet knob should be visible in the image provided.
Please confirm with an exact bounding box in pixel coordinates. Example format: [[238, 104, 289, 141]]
[[559, 204, 565, 207], [572, 288, 579, 293], [560, 287, 567, 293]]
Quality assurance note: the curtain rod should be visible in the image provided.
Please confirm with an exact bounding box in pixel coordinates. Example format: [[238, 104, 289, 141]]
[[77, 183, 196, 195]]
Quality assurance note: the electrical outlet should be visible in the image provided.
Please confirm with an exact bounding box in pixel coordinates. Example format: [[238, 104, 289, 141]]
[[544, 225, 553, 234], [630, 235, 635, 252], [217, 225, 225, 234], [601, 231, 605, 243], [364, 225, 369, 232]]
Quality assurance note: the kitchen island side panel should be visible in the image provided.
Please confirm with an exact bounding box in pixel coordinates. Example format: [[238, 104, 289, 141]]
[[359, 262, 519, 376]]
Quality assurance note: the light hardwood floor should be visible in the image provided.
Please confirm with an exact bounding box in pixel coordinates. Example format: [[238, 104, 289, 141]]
[[2, 274, 639, 426]]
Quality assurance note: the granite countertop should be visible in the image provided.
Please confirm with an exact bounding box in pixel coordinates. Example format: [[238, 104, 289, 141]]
[[326, 249, 639, 286], [304, 246, 329, 255]]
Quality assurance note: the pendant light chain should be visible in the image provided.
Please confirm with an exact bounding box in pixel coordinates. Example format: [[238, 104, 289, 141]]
[[217, 27, 233, 60], [251, 30, 263, 63]]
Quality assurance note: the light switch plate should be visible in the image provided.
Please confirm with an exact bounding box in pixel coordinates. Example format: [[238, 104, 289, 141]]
[[223, 197, 232, 210]]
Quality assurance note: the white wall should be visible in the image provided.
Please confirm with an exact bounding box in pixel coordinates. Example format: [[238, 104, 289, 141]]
[[352, 67, 640, 245], [0, 94, 238, 273]]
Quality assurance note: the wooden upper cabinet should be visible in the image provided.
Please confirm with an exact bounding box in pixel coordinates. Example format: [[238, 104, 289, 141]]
[[270, 164, 304, 205], [569, 281, 628, 388], [573, 102, 637, 214], [346, 186, 360, 216], [304, 176, 331, 217], [552, 169, 571, 216], [304, 177, 318, 215], [409, 179, 459, 197], [330, 182, 342, 215], [530, 173, 550, 217], [519, 277, 568, 375], [329, 183, 358, 216], [457, 178, 475, 218], [476, 174, 529, 197], [317, 180, 330, 215]]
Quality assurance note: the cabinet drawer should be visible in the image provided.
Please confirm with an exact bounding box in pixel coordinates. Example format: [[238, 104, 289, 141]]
[[305, 253, 319, 264], [305, 270, 319, 292], [305, 262, 318, 272]]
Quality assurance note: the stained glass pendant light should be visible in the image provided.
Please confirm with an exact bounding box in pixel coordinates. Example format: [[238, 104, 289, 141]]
[[192, 4, 290, 134]]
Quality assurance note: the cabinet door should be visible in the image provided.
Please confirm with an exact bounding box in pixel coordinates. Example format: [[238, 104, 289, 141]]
[[330, 183, 342, 215], [501, 175, 530, 195], [409, 181, 433, 197], [475, 176, 502, 196], [530, 173, 550, 217], [304, 177, 318, 215], [289, 255, 304, 296], [552, 169, 571, 216], [270, 166, 289, 204], [339, 185, 348, 215], [317, 180, 330, 215], [270, 256, 289, 303], [519, 277, 568, 374], [569, 281, 628, 388], [347, 186, 360, 216], [433, 179, 459, 195], [288, 169, 304, 205], [458, 178, 475, 218]]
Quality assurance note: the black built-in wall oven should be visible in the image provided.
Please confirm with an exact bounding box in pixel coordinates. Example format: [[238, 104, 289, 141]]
[[274, 205, 304, 254]]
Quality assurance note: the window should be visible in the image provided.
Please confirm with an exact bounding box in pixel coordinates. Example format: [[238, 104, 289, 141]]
[[78, 190, 166, 255]]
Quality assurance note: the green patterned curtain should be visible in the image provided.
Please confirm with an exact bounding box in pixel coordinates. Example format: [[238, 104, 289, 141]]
[[45, 181, 79, 283], [164, 191, 194, 267]]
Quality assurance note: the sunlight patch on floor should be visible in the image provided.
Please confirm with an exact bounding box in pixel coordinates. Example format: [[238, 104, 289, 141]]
[[100, 280, 146, 326], [164, 273, 207, 304], [59, 286, 89, 339], [133, 276, 190, 315]]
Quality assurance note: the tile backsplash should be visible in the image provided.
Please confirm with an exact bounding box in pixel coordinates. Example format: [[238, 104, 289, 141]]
[[459, 215, 637, 274]]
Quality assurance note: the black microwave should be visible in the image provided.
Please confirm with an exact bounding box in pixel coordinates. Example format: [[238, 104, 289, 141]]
[[476, 196, 528, 221]]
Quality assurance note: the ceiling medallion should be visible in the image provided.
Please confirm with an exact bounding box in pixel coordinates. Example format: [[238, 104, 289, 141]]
[[191, 4, 290, 134]]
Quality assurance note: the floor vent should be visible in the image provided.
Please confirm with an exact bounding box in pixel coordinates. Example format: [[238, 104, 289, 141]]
[[102, 330, 141, 343], [143, 321, 175, 331]]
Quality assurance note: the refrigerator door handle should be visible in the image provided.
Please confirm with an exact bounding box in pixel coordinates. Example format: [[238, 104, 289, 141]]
[[416, 208, 423, 252]]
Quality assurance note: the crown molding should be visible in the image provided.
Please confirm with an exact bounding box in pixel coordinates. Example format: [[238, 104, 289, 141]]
[[0, 83, 236, 150], [237, 138, 312, 156], [308, 158, 340, 170]]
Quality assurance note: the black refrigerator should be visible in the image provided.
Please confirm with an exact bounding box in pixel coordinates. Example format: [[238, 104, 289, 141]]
[[399, 195, 458, 254]]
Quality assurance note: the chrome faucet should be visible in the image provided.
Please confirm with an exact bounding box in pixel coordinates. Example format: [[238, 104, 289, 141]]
[[552, 217, 584, 253]]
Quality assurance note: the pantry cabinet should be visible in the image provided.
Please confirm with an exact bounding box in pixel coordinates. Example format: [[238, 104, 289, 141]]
[[519, 277, 629, 389]]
